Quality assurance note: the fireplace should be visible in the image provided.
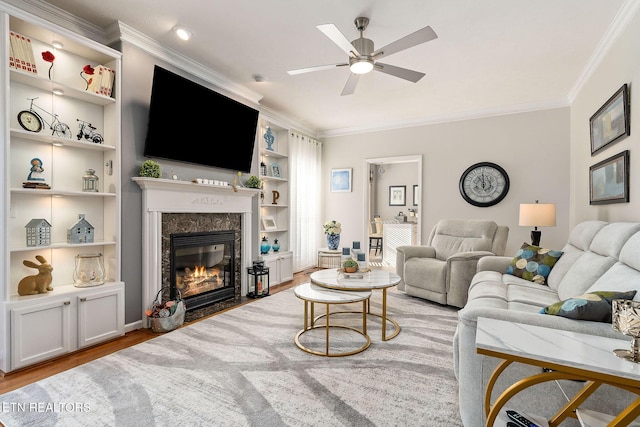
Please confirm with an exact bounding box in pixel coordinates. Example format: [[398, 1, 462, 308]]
[[170, 231, 236, 311], [133, 177, 257, 328]]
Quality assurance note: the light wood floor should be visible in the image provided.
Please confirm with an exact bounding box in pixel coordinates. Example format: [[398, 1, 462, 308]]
[[0, 269, 316, 395]]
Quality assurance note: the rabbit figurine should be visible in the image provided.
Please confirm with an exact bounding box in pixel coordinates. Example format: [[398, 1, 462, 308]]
[[17, 255, 54, 296]]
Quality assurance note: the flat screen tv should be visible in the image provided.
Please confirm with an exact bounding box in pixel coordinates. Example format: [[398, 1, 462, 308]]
[[144, 65, 259, 173]]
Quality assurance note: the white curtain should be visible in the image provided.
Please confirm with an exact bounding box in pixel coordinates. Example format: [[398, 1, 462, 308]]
[[289, 130, 322, 272]]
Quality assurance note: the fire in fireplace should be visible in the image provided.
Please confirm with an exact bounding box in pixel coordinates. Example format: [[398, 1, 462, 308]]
[[170, 230, 236, 311]]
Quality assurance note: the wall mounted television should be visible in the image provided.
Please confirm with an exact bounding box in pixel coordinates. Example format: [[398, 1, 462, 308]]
[[144, 65, 259, 173]]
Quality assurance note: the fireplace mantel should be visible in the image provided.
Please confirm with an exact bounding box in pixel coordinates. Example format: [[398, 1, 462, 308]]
[[133, 177, 259, 325]]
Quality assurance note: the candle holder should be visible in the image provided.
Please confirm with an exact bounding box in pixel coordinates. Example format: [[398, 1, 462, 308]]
[[612, 299, 640, 362]]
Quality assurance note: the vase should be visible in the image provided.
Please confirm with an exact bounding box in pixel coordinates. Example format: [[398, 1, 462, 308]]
[[327, 233, 340, 250], [260, 236, 271, 254], [272, 239, 280, 252]]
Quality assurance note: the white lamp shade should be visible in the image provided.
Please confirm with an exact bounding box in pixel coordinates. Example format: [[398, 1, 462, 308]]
[[519, 203, 556, 227]]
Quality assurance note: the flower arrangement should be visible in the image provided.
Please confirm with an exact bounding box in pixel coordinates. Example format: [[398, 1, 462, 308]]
[[323, 220, 341, 235], [146, 299, 177, 318], [80, 64, 95, 90], [41, 51, 55, 80]]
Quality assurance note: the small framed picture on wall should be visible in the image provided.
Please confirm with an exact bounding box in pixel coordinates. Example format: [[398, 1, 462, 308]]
[[331, 168, 352, 192], [389, 185, 406, 206]]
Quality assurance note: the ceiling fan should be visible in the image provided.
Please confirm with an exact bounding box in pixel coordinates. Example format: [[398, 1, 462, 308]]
[[287, 17, 437, 96]]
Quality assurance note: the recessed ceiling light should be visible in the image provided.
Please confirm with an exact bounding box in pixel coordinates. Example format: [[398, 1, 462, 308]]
[[52, 40, 63, 49], [173, 25, 192, 41], [52, 89, 64, 96], [253, 74, 269, 83]]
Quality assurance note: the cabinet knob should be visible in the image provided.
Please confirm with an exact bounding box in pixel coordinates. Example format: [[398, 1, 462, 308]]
[[80, 298, 87, 302], [64, 301, 71, 305]]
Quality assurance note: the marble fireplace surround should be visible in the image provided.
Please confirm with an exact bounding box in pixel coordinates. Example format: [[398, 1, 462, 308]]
[[133, 177, 258, 325]]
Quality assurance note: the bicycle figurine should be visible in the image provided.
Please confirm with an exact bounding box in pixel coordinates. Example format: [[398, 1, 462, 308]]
[[76, 119, 104, 144], [17, 97, 71, 138]]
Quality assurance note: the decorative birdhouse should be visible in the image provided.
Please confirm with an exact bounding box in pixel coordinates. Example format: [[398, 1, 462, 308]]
[[67, 214, 94, 244], [25, 219, 52, 246]]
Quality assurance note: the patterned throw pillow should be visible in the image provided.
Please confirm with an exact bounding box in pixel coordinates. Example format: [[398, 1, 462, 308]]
[[505, 242, 563, 285], [540, 290, 637, 322]]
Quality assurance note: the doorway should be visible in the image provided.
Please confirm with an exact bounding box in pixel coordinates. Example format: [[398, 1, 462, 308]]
[[363, 155, 422, 268]]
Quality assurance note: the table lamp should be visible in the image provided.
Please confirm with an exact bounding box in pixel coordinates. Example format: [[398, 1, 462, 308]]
[[519, 200, 556, 246], [612, 299, 640, 363]]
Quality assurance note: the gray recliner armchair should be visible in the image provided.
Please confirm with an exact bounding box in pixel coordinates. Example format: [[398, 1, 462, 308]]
[[396, 219, 509, 308]]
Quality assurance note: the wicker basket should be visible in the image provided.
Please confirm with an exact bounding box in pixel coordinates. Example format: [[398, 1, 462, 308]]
[[147, 287, 186, 333]]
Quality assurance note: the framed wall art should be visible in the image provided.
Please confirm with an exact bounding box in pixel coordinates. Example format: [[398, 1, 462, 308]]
[[413, 185, 419, 206], [330, 168, 352, 192], [389, 185, 406, 206], [590, 83, 630, 155], [262, 216, 278, 230], [270, 163, 281, 178], [589, 150, 629, 205]]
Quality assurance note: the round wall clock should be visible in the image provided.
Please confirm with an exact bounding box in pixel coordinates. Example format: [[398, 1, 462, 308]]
[[459, 162, 510, 207]]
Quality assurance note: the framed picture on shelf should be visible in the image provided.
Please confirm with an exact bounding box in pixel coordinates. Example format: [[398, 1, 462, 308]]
[[330, 168, 352, 192], [262, 216, 278, 231], [389, 185, 406, 206], [589, 150, 629, 205], [270, 163, 281, 178], [413, 185, 419, 206], [590, 84, 630, 155]]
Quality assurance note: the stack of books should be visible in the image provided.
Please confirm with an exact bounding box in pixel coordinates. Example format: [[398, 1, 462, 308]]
[[9, 31, 37, 75], [87, 65, 115, 97]]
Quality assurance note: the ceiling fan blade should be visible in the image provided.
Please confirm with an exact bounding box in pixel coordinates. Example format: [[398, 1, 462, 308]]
[[341, 73, 360, 96], [375, 62, 425, 83], [372, 26, 437, 60], [317, 23, 360, 56], [287, 63, 348, 75]]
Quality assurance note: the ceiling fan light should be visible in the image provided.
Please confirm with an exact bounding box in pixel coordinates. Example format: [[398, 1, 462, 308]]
[[350, 59, 373, 74]]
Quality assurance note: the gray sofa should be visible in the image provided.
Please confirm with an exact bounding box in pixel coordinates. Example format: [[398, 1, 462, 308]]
[[396, 219, 509, 308], [453, 220, 640, 426]]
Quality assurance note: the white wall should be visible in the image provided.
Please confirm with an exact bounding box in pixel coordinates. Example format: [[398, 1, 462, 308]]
[[570, 8, 640, 225], [323, 108, 571, 256]]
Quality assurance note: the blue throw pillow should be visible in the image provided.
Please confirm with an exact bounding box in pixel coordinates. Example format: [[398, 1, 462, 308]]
[[540, 290, 637, 323], [505, 242, 563, 285]]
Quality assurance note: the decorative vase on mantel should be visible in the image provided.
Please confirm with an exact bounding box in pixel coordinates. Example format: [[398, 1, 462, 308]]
[[327, 233, 340, 251]]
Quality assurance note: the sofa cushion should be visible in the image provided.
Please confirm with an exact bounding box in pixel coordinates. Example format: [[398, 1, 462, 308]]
[[539, 290, 637, 322], [505, 242, 563, 285], [586, 262, 640, 299], [556, 251, 618, 300]]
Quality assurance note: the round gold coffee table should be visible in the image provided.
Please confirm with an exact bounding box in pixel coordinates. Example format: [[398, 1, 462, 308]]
[[310, 268, 401, 341], [294, 282, 371, 357]]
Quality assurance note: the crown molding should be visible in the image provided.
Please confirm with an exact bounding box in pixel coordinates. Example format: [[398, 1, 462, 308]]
[[568, 0, 640, 102], [318, 98, 570, 138], [113, 21, 264, 106], [1, 0, 107, 43]]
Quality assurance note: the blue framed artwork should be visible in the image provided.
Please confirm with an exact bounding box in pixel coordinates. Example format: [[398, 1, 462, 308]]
[[331, 168, 352, 192]]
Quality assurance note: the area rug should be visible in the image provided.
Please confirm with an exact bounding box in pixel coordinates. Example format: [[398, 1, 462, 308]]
[[0, 286, 463, 426]]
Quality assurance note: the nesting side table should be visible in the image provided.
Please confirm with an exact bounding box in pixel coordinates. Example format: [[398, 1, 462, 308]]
[[294, 282, 371, 357]]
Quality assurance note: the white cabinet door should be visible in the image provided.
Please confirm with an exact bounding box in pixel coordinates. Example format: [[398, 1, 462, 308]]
[[279, 252, 293, 283], [77, 286, 124, 348], [261, 252, 293, 285], [11, 299, 72, 370]]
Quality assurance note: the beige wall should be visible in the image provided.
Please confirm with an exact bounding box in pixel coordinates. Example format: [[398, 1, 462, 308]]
[[569, 8, 640, 225], [323, 108, 570, 256]]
